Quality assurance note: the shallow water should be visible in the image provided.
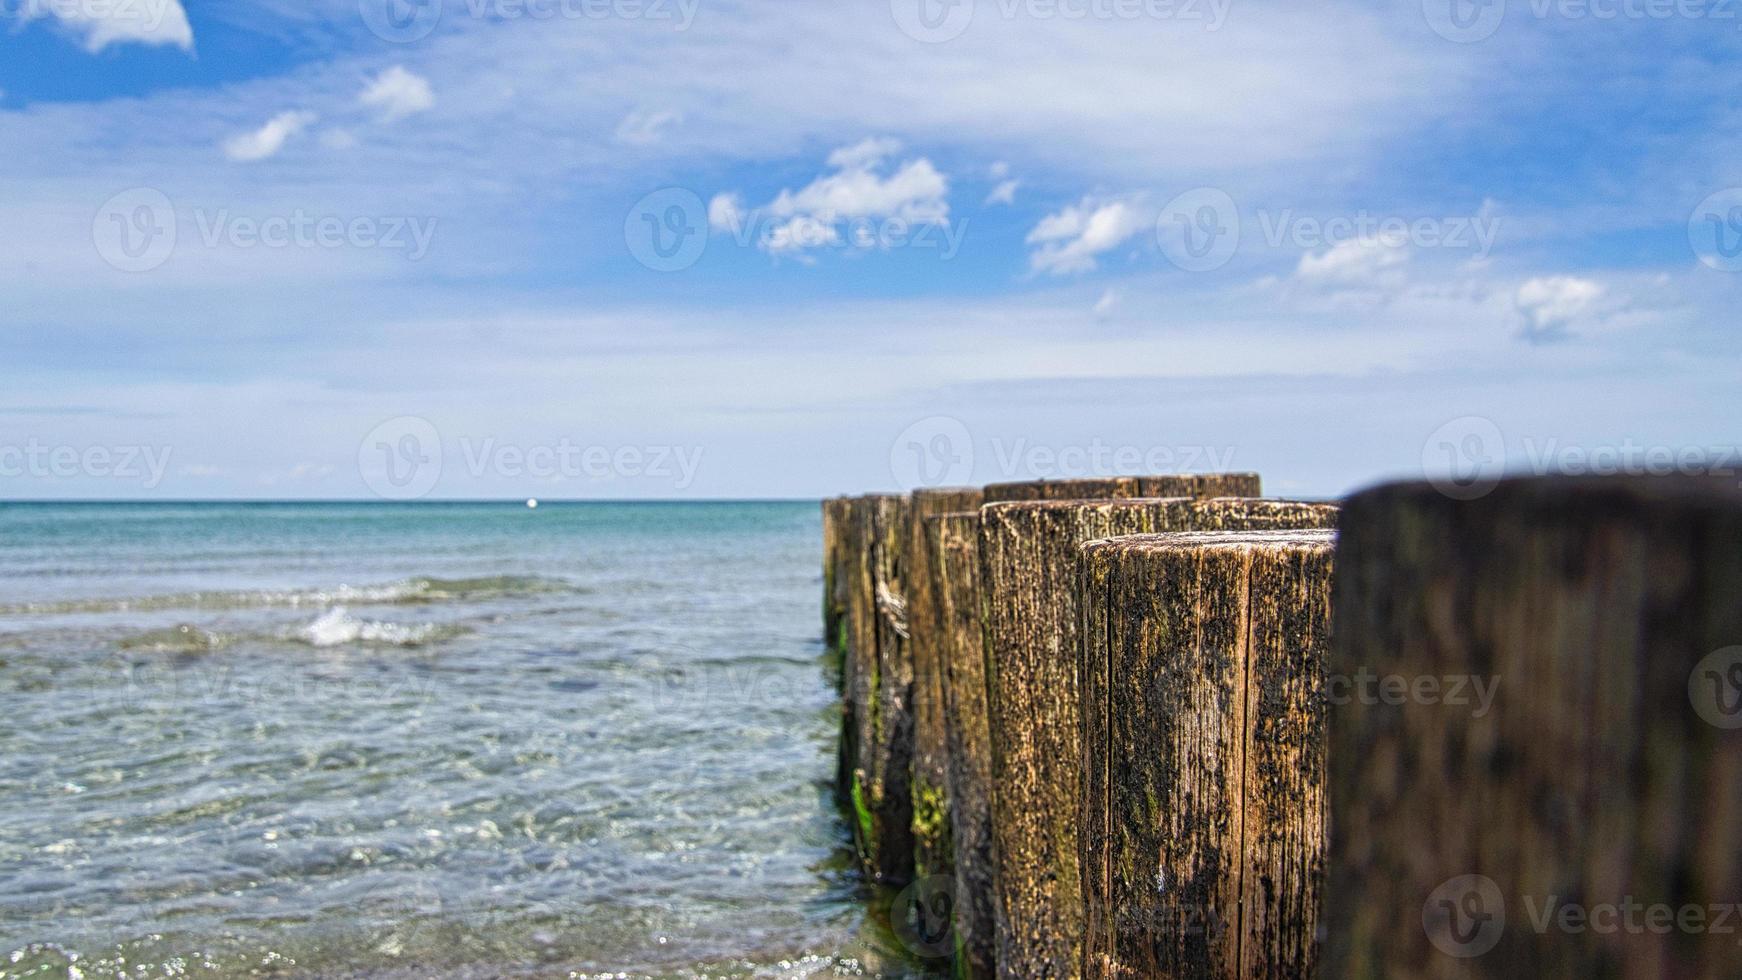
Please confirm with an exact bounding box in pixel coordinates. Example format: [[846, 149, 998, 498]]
[[0, 502, 932, 978]]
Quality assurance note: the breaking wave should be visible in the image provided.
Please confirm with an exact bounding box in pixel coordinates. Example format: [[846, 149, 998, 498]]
[[1, 575, 570, 617]]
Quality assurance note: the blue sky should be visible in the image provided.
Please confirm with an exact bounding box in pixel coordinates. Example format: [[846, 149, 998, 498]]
[[2, 0, 1740, 499]]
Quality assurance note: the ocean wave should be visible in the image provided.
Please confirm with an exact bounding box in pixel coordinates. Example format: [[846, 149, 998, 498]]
[[117, 624, 229, 655], [0, 575, 570, 617], [293, 608, 461, 648]]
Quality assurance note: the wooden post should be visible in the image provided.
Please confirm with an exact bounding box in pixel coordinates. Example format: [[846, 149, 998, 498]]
[[906, 487, 986, 881], [839, 495, 872, 813], [979, 497, 1338, 977], [1137, 474, 1263, 499], [982, 475, 1264, 504], [928, 509, 1000, 978], [984, 478, 1142, 503], [823, 496, 853, 651], [1325, 476, 1742, 978], [842, 493, 918, 884], [1079, 529, 1336, 979]]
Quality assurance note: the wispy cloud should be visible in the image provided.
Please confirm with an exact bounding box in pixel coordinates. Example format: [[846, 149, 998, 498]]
[[1027, 197, 1148, 275], [359, 67, 435, 122], [223, 110, 318, 162]]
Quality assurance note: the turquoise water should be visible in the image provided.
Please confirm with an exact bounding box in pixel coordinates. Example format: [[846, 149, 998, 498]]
[[0, 502, 926, 978]]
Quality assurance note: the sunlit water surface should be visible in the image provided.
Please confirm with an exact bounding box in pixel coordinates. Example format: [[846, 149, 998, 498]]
[[0, 502, 928, 978]]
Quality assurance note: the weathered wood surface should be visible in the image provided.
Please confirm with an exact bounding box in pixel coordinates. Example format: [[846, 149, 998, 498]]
[[983, 478, 1143, 503], [1079, 530, 1335, 979], [982, 475, 1263, 504], [928, 509, 999, 978], [834, 496, 866, 806], [906, 487, 986, 880], [822, 496, 852, 651], [1136, 474, 1263, 499], [979, 497, 1338, 977], [1326, 476, 1742, 979], [841, 493, 917, 883]]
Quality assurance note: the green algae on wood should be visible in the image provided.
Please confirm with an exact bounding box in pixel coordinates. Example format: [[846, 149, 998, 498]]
[[1079, 529, 1335, 979], [1325, 476, 1742, 979], [978, 497, 1338, 978], [927, 510, 999, 978], [906, 487, 986, 881]]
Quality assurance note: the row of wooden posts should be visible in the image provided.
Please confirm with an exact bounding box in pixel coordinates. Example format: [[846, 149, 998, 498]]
[[821, 473, 1742, 978]]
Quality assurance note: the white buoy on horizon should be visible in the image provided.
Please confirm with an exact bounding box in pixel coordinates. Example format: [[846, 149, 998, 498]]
[[526, 498, 539, 509]]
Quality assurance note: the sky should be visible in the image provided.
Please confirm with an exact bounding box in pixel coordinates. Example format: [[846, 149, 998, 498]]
[[2, 0, 1740, 500]]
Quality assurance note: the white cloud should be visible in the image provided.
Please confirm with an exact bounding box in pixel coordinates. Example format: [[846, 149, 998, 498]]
[[24, 0, 194, 52], [359, 66, 435, 122], [713, 138, 951, 256], [1515, 275, 1604, 342], [223, 110, 318, 162], [1027, 198, 1147, 275], [986, 179, 1020, 206], [1296, 238, 1410, 287], [827, 137, 903, 171], [1092, 289, 1119, 317], [708, 192, 745, 234], [614, 109, 682, 145]]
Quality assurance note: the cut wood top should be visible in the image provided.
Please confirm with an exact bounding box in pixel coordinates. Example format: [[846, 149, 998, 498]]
[[1083, 528, 1338, 555], [1348, 473, 1742, 514]]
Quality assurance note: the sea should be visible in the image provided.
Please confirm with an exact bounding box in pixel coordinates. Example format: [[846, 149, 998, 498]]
[[0, 502, 930, 979]]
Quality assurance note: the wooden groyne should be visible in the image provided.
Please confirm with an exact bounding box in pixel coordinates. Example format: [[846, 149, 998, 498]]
[[824, 472, 1736, 977]]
